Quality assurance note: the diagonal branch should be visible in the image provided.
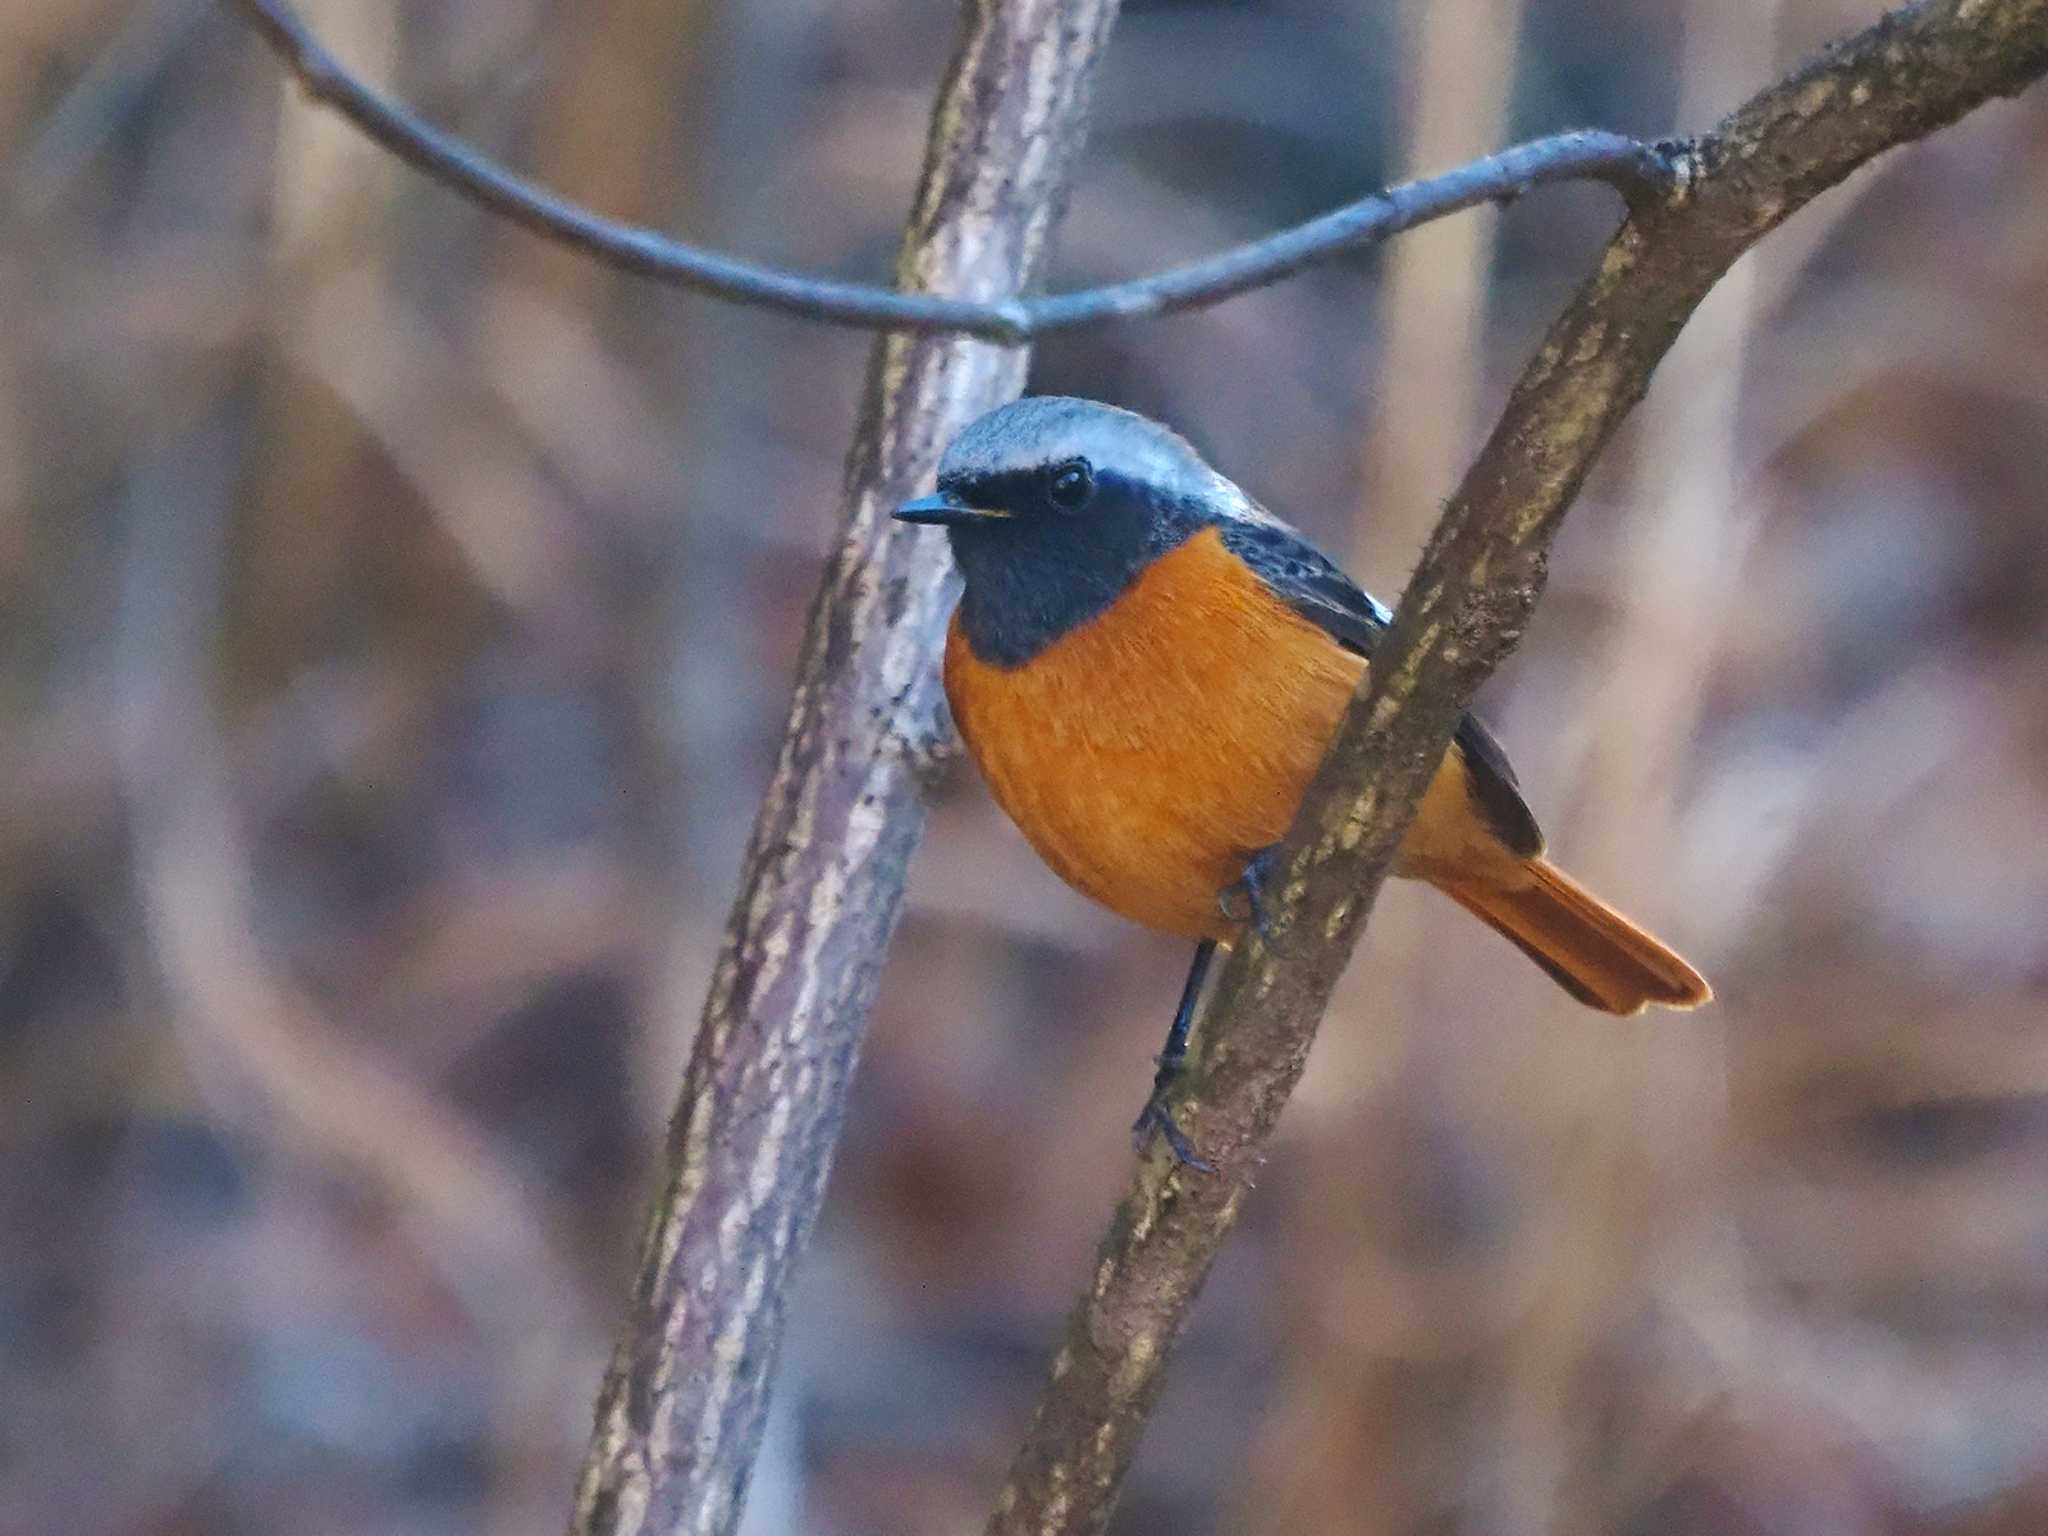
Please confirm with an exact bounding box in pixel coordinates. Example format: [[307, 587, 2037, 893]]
[[224, 0, 1668, 343], [987, 2, 2048, 1533]]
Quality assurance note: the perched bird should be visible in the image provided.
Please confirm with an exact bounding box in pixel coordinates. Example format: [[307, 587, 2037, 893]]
[[896, 396, 1709, 1166]]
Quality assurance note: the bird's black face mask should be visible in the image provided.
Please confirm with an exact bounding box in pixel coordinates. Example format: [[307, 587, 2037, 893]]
[[906, 466, 1207, 667]]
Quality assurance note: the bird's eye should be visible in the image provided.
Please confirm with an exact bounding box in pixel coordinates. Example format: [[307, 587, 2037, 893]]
[[1047, 460, 1093, 509]]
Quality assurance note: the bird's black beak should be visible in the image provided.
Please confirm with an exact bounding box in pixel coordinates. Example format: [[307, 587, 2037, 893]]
[[893, 492, 1010, 527]]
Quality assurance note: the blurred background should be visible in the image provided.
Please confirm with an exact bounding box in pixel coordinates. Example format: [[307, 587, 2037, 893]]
[[6, 0, 2048, 1531]]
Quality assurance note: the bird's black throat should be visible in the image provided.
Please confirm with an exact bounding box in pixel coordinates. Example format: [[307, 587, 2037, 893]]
[[946, 470, 1207, 667]]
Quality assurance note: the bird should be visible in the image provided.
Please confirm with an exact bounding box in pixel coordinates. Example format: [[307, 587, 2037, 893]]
[[894, 396, 1709, 1167]]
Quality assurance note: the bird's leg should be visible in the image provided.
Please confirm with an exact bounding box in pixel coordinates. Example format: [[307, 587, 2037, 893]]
[[1131, 939, 1217, 1172], [1218, 843, 1285, 950]]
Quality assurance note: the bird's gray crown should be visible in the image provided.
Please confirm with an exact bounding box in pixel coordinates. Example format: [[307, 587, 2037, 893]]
[[938, 396, 1262, 519]]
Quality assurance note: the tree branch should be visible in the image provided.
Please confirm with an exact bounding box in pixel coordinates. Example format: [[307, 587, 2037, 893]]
[[987, 2, 2048, 1533], [562, 2, 1122, 1534], [224, 0, 1669, 343]]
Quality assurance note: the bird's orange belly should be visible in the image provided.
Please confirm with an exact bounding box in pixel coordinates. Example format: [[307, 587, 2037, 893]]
[[944, 527, 1398, 940]]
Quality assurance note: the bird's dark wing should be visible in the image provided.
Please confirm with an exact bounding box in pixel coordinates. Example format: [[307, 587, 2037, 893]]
[[1449, 712, 1543, 857], [1218, 519, 1392, 657], [1218, 517, 1544, 858]]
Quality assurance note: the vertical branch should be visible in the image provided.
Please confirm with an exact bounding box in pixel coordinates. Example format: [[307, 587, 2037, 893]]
[[568, 3, 1122, 1534]]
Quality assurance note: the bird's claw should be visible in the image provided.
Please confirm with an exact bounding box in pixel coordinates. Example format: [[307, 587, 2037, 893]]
[[1218, 845, 1289, 953], [1131, 1094, 1215, 1173], [1130, 1058, 1215, 1173]]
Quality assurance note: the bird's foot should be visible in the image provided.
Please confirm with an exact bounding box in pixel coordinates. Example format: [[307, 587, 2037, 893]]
[[1130, 1057, 1215, 1173], [1218, 844, 1288, 952]]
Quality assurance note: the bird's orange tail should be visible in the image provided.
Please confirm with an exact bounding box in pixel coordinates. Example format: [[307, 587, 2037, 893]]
[[1438, 857, 1711, 1016]]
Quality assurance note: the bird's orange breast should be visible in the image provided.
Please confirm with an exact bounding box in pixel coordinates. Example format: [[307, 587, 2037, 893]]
[[943, 525, 1369, 940]]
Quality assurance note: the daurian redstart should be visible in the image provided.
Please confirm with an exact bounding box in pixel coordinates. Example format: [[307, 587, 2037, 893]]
[[896, 396, 1709, 1166]]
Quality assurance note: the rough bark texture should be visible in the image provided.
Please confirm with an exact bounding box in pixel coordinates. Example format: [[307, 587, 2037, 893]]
[[986, 3, 2048, 1533], [566, 3, 1122, 1533]]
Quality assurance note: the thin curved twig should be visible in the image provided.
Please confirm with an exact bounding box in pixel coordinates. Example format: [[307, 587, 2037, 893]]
[[223, 0, 1672, 343], [987, 1, 2048, 1532]]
